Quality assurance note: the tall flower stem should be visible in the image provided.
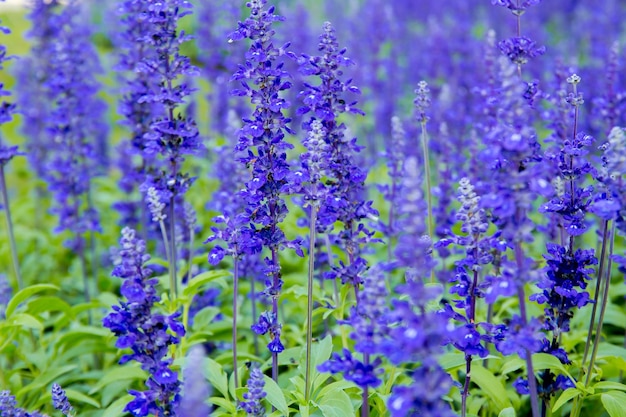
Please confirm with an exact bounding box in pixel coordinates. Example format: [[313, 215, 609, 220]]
[[168, 198, 178, 300], [0, 165, 22, 289], [250, 271, 259, 357], [157, 218, 174, 302], [271, 247, 280, 382], [232, 253, 240, 389], [362, 352, 370, 417], [515, 241, 541, 417], [585, 221, 616, 385], [305, 205, 318, 402], [461, 248, 480, 417], [579, 220, 609, 375], [420, 121, 434, 252]]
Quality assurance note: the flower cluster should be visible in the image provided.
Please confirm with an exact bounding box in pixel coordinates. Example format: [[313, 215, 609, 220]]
[[178, 345, 212, 416], [319, 266, 389, 388], [18, 0, 108, 249], [0, 390, 46, 417], [138, 0, 200, 207], [51, 383, 74, 416], [491, 0, 542, 14], [0, 11, 18, 167], [111, 0, 164, 228], [103, 228, 184, 416], [298, 21, 376, 291], [227, 0, 302, 359], [382, 277, 455, 417], [239, 367, 266, 416]]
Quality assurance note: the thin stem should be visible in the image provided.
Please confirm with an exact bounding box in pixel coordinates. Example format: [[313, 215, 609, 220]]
[[463, 248, 480, 417], [249, 262, 260, 357], [514, 241, 541, 417], [305, 206, 318, 402], [158, 219, 174, 301], [232, 254, 240, 389], [77, 234, 93, 326], [0, 165, 22, 289], [461, 353, 472, 417], [579, 220, 609, 377], [86, 187, 98, 296], [324, 235, 340, 307], [168, 198, 178, 300], [271, 246, 280, 382], [186, 226, 194, 283], [362, 353, 370, 417], [585, 221, 616, 386], [420, 122, 434, 246]]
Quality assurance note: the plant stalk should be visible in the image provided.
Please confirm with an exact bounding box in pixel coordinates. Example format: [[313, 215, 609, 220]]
[[0, 165, 22, 289], [232, 254, 240, 389], [168, 197, 178, 300], [420, 122, 435, 284], [304, 205, 318, 402]]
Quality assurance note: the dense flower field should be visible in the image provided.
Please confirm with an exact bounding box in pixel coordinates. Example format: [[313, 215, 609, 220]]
[[1, 0, 626, 416]]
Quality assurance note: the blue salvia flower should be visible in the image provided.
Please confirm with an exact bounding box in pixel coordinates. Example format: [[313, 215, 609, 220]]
[[227, 0, 303, 359], [138, 0, 201, 229], [319, 266, 389, 388], [30, 0, 108, 249], [298, 21, 377, 293], [0, 11, 18, 168], [436, 178, 496, 359], [178, 345, 212, 416], [196, 0, 246, 135], [0, 390, 46, 417], [491, 0, 541, 13], [0, 274, 10, 319], [381, 275, 455, 417], [111, 0, 164, 228], [594, 126, 626, 233], [103, 227, 185, 416], [239, 367, 266, 416], [51, 383, 73, 416]]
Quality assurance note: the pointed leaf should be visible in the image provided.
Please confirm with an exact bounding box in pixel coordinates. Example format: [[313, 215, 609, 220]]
[[5, 284, 58, 318], [263, 375, 289, 416], [552, 388, 580, 413], [601, 391, 626, 417]]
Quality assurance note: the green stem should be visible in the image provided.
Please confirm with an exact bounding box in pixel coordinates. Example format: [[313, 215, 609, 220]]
[[585, 221, 616, 386], [158, 219, 174, 302], [168, 197, 178, 300], [579, 220, 609, 377], [232, 254, 240, 389], [305, 205, 318, 402], [0, 165, 23, 289], [420, 121, 435, 283]]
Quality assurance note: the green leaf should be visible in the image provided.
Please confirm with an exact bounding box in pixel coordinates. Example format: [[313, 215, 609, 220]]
[[26, 296, 71, 315], [552, 388, 580, 412], [89, 366, 147, 394], [65, 389, 100, 408], [317, 389, 353, 417], [102, 394, 132, 417], [595, 381, 626, 392], [16, 365, 77, 397], [470, 365, 512, 411], [183, 270, 231, 298], [531, 353, 572, 378], [5, 284, 58, 318], [440, 352, 466, 370], [263, 375, 289, 416], [206, 357, 230, 399], [5, 313, 43, 330], [601, 391, 626, 417], [208, 397, 237, 413], [498, 407, 516, 417]]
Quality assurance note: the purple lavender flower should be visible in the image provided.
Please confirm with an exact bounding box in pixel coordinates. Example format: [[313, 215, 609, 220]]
[[498, 36, 546, 67], [178, 345, 212, 416], [388, 366, 456, 417], [595, 127, 626, 232], [103, 228, 184, 416], [51, 383, 73, 416], [239, 367, 266, 416]]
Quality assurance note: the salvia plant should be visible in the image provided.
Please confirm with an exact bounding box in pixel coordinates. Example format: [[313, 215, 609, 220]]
[[1, 0, 626, 416]]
